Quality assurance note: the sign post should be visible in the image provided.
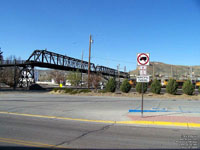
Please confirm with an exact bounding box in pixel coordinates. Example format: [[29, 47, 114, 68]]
[[141, 81, 144, 116], [137, 53, 150, 117]]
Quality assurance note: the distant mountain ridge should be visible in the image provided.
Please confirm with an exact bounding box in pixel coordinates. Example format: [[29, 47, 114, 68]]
[[130, 62, 200, 78]]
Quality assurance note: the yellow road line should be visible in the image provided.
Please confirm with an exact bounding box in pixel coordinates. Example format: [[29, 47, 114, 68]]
[[0, 111, 115, 124], [0, 137, 65, 148], [0, 139, 42, 147], [0, 111, 200, 128], [116, 121, 189, 127], [188, 123, 200, 128]]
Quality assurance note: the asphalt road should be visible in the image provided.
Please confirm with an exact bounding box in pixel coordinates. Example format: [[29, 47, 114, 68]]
[[0, 92, 199, 120], [0, 113, 199, 149], [0, 92, 199, 149]]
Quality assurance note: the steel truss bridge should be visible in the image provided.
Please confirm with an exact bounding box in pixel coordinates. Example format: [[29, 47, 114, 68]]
[[0, 50, 129, 87]]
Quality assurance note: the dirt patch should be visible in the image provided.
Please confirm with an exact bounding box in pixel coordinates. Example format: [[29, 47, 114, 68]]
[[50, 90, 200, 100]]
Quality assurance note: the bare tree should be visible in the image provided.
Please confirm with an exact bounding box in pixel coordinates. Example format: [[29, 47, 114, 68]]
[[0, 50, 3, 63], [50, 70, 66, 84], [67, 70, 81, 87], [89, 74, 102, 91], [38, 71, 52, 82], [0, 55, 21, 87]]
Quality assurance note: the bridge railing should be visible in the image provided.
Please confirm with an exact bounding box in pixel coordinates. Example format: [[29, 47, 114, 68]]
[[96, 65, 129, 78], [0, 50, 129, 78], [27, 50, 96, 71]]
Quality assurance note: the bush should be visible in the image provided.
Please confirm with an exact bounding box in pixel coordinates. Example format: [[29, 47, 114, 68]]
[[182, 80, 194, 95], [64, 88, 73, 93], [70, 90, 78, 94], [150, 79, 161, 94], [120, 79, 131, 93], [52, 88, 91, 94], [199, 86, 200, 94], [136, 82, 148, 93], [53, 88, 61, 92], [166, 79, 178, 95], [105, 78, 116, 92], [98, 89, 107, 93], [78, 89, 91, 93]]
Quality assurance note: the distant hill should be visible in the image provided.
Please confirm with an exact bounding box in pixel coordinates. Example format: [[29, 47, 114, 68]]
[[130, 62, 200, 79]]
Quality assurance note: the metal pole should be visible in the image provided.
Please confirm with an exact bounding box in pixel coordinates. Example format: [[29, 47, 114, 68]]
[[117, 64, 120, 89], [153, 63, 155, 80], [171, 65, 173, 78], [81, 50, 83, 87], [13, 59, 17, 90], [88, 34, 92, 88], [141, 82, 144, 117], [190, 66, 192, 82]]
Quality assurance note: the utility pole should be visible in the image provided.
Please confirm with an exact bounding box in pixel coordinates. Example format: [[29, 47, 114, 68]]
[[153, 63, 155, 80], [190, 66, 192, 82], [124, 66, 126, 72], [13, 59, 17, 90], [81, 50, 84, 87], [117, 64, 120, 89], [171, 65, 173, 78], [88, 34, 93, 88]]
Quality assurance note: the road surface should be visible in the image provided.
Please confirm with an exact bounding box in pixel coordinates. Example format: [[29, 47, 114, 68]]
[[0, 92, 199, 149]]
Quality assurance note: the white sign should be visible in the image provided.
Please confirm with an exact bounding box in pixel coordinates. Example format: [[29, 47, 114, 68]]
[[139, 70, 147, 76], [137, 53, 150, 66], [139, 66, 147, 70], [139, 66, 147, 76], [137, 76, 150, 82]]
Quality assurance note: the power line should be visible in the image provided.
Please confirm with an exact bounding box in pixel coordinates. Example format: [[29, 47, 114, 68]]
[[91, 56, 136, 64]]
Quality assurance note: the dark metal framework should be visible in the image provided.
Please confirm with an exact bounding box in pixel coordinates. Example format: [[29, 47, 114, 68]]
[[27, 50, 96, 73], [18, 65, 34, 87], [0, 50, 3, 62], [0, 49, 129, 87]]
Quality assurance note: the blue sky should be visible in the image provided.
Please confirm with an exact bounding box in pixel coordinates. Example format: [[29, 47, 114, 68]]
[[0, 0, 200, 71]]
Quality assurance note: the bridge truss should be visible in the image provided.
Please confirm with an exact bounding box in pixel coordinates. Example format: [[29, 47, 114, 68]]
[[0, 50, 129, 87]]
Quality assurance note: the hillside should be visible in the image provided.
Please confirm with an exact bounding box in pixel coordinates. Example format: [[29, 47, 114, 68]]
[[130, 62, 200, 79]]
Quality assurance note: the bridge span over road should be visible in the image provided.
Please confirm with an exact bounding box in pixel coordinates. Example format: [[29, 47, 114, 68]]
[[0, 49, 129, 87]]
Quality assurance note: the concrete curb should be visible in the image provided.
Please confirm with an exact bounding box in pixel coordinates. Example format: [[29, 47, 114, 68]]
[[0, 111, 200, 128]]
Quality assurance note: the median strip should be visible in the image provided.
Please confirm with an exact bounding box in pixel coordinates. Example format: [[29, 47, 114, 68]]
[[0, 111, 200, 128]]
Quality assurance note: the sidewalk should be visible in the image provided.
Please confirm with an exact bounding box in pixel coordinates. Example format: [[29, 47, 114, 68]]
[[123, 112, 200, 129], [127, 114, 200, 124]]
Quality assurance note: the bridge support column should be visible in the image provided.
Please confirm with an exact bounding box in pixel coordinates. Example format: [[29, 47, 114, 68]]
[[19, 66, 35, 88]]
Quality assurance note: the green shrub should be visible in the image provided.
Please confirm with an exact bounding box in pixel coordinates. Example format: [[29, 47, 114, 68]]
[[166, 79, 178, 95], [182, 80, 194, 95], [53, 88, 60, 92], [53, 87, 65, 92], [120, 79, 131, 93], [78, 89, 91, 93], [64, 88, 74, 93], [53, 88, 91, 94], [150, 79, 161, 94], [136, 82, 148, 93], [199, 86, 200, 94], [98, 89, 107, 93], [70, 90, 78, 94], [105, 78, 116, 93]]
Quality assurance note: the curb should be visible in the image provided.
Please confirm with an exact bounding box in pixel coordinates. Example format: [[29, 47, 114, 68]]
[[0, 111, 200, 128]]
